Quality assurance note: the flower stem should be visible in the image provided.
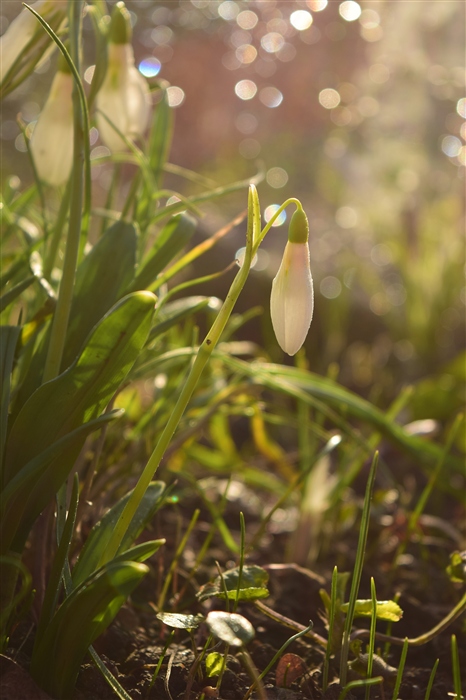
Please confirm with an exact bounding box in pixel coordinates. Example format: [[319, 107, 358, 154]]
[[102, 186, 257, 564]]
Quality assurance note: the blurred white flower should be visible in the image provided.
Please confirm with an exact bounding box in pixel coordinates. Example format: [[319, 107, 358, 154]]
[[30, 68, 73, 186], [0, 1, 66, 88], [270, 208, 314, 356], [96, 4, 150, 152]]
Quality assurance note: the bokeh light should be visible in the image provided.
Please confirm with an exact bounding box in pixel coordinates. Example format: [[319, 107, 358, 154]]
[[235, 112, 258, 135], [235, 79, 257, 100], [339, 1, 362, 22], [441, 135, 462, 157], [84, 65, 95, 84], [457, 98, 466, 118], [139, 57, 161, 78], [264, 204, 287, 227], [235, 44, 257, 65], [90, 146, 110, 160], [290, 10, 313, 31], [235, 246, 258, 269], [151, 25, 173, 44], [218, 1, 240, 21], [259, 87, 283, 108], [319, 88, 341, 109], [335, 206, 358, 228], [166, 86, 185, 107], [266, 167, 289, 188], [320, 276, 342, 299], [359, 9, 380, 29], [236, 10, 258, 30], [89, 127, 99, 146], [239, 138, 260, 158], [261, 32, 285, 54], [306, 0, 328, 10], [15, 133, 27, 153]]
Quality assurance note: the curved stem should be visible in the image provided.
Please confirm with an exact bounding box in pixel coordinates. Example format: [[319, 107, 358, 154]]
[[253, 197, 302, 253], [102, 187, 256, 564]]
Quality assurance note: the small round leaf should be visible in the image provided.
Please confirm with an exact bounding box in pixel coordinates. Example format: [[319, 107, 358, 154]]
[[206, 611, 255, 647]]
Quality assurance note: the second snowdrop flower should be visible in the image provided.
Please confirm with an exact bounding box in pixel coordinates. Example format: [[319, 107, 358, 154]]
[[30, 57, 73, 187], [270, 207, 314, 356], [96, 2, 150, 152]]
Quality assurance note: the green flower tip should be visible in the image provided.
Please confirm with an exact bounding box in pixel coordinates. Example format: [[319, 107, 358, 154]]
[[288, 206, 309, 244], [109, 1, 132, 44]]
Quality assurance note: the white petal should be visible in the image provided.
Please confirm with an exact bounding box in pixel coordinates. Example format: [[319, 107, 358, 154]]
[[126, 66, 151, 136], [270, 242, 314, 355], [96, 43, 150, 152], [0, 1, 59, 83], [0, 9, 37, 82], [30, 72, 74, 186]]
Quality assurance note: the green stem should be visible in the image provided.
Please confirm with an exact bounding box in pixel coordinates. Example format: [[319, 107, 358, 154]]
[[102, 186, 257, 564], [253, 197, 301, 252], [43, 179, 71, 280], [340, 452, 378, 685], [42, 0, 84, 383]]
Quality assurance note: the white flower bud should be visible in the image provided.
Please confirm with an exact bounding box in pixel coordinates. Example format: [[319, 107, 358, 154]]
[[0, 1, 67, 89], [96, 43, 150, 152], [270, 240, 314, 356], [30, 69, 74, 187]]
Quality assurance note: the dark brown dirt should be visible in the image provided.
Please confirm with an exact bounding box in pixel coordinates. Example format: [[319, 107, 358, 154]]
[[2, 455, 465, 700]]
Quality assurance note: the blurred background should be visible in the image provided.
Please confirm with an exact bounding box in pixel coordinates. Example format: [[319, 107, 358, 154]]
[[1, 0, 465, 414]]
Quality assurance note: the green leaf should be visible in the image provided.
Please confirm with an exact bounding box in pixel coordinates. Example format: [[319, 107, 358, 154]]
[[205, 652, 224, 678], [156, 612, 204, 630], [30, 561, 149, 698], [72, 481, 165, 586], [61, 220, 137, 369], [128, 213, 196, 292], [340, 599, 403, 622], [4, 291, 155, 485], [35, 475, 80, 642], [197, 565, 269, 603], [446, 551, 466, 583], [149, 296, 221, 341], [12, 223, 137, 414], [0, 277, 35, 313], [148, 88, 173, 187], [0, 411, 122, 555], [219, 356, 464, 472], [0, 326, 21, 478], [206, 611, 255, 647]]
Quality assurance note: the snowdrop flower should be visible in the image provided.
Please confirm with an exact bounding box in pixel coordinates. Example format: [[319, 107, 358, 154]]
[[96, 2, 150, 152], [0, 1, 66, 89], [30, 58, 73, 187], [270, 207, 314, 356]]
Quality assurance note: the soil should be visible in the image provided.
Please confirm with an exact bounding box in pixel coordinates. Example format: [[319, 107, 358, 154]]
[[1, 458, 465, 700]]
